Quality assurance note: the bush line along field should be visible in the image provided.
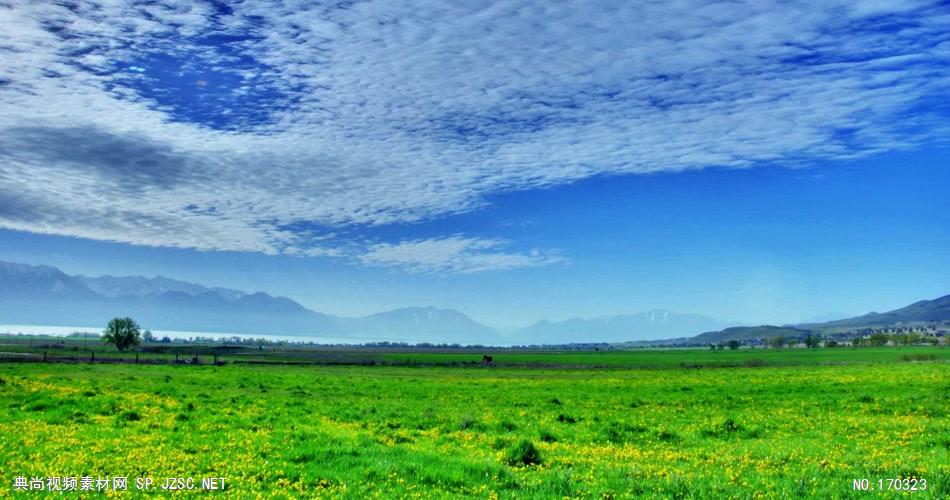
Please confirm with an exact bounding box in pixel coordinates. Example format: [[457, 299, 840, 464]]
[[0, 348, 947, 498]]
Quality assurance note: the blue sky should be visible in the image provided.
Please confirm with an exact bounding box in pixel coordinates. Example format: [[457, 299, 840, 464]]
[[0, 0, 948, 328]]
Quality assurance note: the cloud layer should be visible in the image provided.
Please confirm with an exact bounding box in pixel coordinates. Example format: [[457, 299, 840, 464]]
[[1, 0, 948, 271], [360, 236, 563, 274]]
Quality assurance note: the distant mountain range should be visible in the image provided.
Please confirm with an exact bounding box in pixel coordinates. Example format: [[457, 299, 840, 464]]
[[0, 261, 740, 344], [0, 261, 341, 337], [799, 295, 950, 329], [679, 294, 950, 345], [0, 261, 503, 343], [2, 261, 944, 346], [509, 310, 737, 344]]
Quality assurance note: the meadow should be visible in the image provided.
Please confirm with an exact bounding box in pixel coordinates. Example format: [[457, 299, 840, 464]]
[[0, 348, 947, 498]]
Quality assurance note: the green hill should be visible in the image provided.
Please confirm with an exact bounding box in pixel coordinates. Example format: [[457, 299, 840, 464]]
[[802, 294, 950, 330], [688, 293, 949, 344], [691, 326, 811, 344]]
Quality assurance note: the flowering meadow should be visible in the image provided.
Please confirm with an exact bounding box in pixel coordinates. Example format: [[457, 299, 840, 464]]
[[0, 349, 947, 498]]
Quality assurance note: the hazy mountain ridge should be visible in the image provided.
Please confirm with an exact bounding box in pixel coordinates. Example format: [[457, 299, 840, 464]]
[[687, 295, 950, 344], [0, 261, 730, 344], [0, 261, 97, 299], [511, 309, 738, 343], [802, 295, 950, 328], [7, 261, 938, 346], [76, 274, 248, 301], [0, 261, 498, 343], [340, 307, 503, 344]]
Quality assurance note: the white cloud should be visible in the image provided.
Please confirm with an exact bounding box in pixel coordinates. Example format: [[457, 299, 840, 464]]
[[360, 236, 564, 274], [0, 0, 947, 271]]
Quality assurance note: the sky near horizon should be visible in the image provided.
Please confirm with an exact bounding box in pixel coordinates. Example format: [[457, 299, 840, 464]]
[[0, 1, 948, 329]]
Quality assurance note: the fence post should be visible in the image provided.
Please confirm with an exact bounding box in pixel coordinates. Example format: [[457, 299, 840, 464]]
[[91, 351, 95, 363], [136, 353, 139, 364], [43, 351, 47, 362]]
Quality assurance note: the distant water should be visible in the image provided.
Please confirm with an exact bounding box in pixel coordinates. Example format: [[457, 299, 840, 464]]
[[0, 324, 385, 345]]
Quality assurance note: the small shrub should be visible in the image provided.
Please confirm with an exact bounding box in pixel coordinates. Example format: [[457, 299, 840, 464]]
[[700, 417, 742, 438], [175, 413, 189, 422], [857, 395, 874, 403], [599, 421, 647, 444], [655, 429, 679, 442], [459, 415, 480, 431], [557, 413, 577, 424], [742, 427, 763, 439], [290, 452, 315, 464], [93, 400, 119, 416], [720, 418, 740, 433], [119, 410, 141, 421], [26, 400, 51, 412], [549, 398, 562, 405], [505, 439, 542, 467], [492, 437, 511, 450], [539, 429, 558, 443], [497, 420, 518, 432]]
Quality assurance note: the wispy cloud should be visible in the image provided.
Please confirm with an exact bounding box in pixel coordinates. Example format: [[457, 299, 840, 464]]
[[360, 236, 564, 274], [0, 0, 947, 271]]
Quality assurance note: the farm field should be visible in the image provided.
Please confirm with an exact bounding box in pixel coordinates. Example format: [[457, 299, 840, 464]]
[[0, 350, 947, 498], [3, 333, 948, 368]]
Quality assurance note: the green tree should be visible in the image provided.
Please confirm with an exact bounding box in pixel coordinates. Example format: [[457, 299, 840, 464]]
[[804, 333, 821, 349], [727, 340, 740, 350], [102, 317, 142, 352], [142, 329, 155, 343], [868, 333, 889, 346], [769, 336, 785, 349]]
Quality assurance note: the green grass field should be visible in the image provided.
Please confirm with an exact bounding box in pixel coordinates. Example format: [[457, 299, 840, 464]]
[[1, 348, 947, 498]]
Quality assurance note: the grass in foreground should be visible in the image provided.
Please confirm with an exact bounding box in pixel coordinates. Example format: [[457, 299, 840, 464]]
[[0, 351, 947, 498]]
